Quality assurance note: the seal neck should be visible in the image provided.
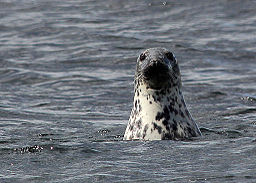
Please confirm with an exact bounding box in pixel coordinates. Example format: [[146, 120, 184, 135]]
[[134, 80, 183, 108]]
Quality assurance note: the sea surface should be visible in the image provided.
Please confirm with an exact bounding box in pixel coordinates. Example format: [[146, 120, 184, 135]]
[[0, 0, 256, 182]]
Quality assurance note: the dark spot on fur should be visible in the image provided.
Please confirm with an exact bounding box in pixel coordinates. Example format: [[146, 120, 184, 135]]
[[133, 109, 138, 118], [156, 112, 163, 121], [162, 120, 170, 131], [174, 108, 178, 115], [162, 133, 173, 140], [172, 119, 178, 131], [129, 124, 134, 131], [170, 98, 175, 104], [180, 110, 185, 118], [136, 132, 141, 138], [137, 119, 142, 129], [149, 101, 152, 104], [134, 80, 137, 86], [131, 109, 135, 119], [171, 123, 178, 131], [162, 120, 168, 126], [153, 122, 162, 134], [163, 106, 170, 120], [143, 125, 149, 138], [187, 127, 193, 135], [137, 99, 141, 105], [155, 106, 170, 121], [169, 105, 174, 113], [160, 89, 166, 95]]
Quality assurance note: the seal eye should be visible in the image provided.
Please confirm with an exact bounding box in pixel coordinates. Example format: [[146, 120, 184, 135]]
[[139, 53, 146, 61], [165, 52, 175, 62]]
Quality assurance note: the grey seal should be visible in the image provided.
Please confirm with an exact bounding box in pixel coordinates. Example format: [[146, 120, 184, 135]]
[[123, 47, 201, 140]]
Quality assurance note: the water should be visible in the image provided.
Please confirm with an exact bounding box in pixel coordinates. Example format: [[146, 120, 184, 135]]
[[0, 0, 256, 182]]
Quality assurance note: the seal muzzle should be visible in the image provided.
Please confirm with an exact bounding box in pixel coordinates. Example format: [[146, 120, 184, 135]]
[[143, 60, 170, 89]]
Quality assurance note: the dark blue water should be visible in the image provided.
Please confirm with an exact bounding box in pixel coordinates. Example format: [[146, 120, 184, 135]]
[[1, 0, 256, 182]]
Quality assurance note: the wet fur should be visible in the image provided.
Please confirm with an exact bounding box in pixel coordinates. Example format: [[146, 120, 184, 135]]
[[124, 48, 201, 140]]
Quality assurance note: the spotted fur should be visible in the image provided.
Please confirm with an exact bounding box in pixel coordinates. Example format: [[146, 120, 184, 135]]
[[123, 47, 201, 140]]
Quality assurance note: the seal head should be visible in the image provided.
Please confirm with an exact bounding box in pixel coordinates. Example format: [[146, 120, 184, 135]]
[[124, 47, 201, 140], [137, 47, 180, 90]]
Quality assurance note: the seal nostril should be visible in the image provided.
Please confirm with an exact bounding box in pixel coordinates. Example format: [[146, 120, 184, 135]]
[[151, 60, 162, 67], [151, 61, 167, 72]]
